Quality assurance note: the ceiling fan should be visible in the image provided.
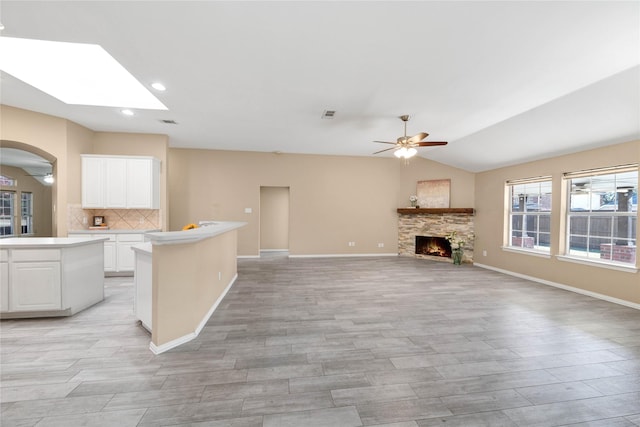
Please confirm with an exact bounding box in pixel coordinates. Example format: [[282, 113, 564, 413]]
[[22, 172, 54, 184], [373, 115, 448, 159]]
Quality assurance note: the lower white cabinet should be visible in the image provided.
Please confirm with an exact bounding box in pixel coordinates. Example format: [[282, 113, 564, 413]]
[[11, 261, 62, 311], [104, 241, 116, 272], [1, 250, 9, 312], [116, 234, 144, 272], [69, 232, 145, 273], [0, 238, 105, 318]]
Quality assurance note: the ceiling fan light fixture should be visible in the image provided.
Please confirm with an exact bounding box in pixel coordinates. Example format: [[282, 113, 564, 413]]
[[406, 147, 417, 158], [394, 147, 407, 158]]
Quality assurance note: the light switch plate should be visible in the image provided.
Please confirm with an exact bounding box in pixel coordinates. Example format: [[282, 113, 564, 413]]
[[244, 208, 252, 214]]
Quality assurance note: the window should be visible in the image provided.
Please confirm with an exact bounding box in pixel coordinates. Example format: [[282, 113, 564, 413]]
[[565, 165, 638, 266], [0, 191, 15, 236], [507, 177, 552, 252], [21, 192, 33, 235], [0, 174, 16, 186]]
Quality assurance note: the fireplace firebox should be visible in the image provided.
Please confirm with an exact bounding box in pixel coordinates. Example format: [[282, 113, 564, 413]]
[[415, 236, 451, 257]]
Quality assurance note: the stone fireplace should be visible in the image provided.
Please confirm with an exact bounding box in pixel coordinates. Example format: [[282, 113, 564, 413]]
[[397, 208, 475, 263]]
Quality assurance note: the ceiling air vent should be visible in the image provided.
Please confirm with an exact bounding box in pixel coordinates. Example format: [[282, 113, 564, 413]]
[[159, 119, 178, 124], [321, 110, 336, 119]]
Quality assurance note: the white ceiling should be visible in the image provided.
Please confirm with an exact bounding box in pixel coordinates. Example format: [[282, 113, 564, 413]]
[[1, 1, 638, 172]]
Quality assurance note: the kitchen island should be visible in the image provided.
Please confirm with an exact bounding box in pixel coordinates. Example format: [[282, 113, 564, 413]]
[[0, 237, 107, 318], [133, 221, 246, 354]]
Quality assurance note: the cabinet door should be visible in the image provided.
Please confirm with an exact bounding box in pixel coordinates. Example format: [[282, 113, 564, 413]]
[[104, 158, 127, 208], [0, 262, 8, 312], [104, 241, 116, 272], [82, 156, 105, 208], [116, 243, 136, 271], [10, 262, 61, 311], [127, 158, 159, 209]]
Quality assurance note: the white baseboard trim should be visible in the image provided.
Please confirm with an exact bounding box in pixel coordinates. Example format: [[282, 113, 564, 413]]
[[474, 262, 640, 311], [288, 253, 398, 259], [237, 255, 260, 259], [149, 273, 239, 355]]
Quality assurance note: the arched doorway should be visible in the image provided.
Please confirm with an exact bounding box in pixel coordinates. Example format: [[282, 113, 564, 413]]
[[0, 140, 56, 237]]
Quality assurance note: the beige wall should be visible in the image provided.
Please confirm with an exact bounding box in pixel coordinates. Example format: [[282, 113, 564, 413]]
[[152, 230, 238, 347], [1, 106, 69, 235], [474, 140, 640, 304], [397, 157, 476, 209], [0, 165, 53, 237], [260, 186, 290, 250], [169, 149, 476, 256]]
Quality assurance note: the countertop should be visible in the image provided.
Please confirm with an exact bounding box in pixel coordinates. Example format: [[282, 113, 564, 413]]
[[68, 229, 161, 234], [0, 237, 109, 248], [131, 242, 152, 254], [145, 221, 246, 245]]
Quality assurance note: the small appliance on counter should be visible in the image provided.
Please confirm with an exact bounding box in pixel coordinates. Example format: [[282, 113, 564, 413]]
[[90, 216, 109, 230]]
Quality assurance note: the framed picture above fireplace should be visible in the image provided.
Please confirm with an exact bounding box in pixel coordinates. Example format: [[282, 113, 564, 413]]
[[417, 179, 450, 208]]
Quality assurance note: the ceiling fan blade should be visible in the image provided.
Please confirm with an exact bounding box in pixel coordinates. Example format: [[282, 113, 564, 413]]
[[373, 141, 397, 145], [373, 147, 397, 155], [407, 132, 429, 143], [416, 141, 448, 147]]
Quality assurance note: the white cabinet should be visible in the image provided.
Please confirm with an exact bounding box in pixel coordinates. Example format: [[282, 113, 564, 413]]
[[81, 156, 105, 208], [0, 250, 8, 312], [104, 241, 116, 272], [105, 158, 127, 208], [82, 155, 160, 209], [0, 239, 105, 318], [116, 234, 144, 272], [11, 261, 62, 311], [127, 158, 160, 209], [132, 244, 152, 331], [69, 233, 143, 273]]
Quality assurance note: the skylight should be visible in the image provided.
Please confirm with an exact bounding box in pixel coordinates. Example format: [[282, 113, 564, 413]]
[[0, 37, 167, 110]]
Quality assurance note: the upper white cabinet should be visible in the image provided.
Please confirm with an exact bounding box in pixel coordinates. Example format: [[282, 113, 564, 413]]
[[82, 155, 160, 209]]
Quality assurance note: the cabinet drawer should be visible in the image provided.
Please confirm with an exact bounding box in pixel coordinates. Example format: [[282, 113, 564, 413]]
[[12, 249, 61, 262], [117, 234, 144, 242]]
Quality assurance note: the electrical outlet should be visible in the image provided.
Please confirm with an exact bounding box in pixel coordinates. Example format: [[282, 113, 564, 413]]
[[378, 243, 384, 248], [348, 241, 355, 247], [218, 272, 222, 280], [139, 217, 144, 224], [483, 250, 487, 256], [82, 216, 87, 224]]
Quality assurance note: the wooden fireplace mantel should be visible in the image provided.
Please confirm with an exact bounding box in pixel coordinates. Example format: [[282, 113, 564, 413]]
[[397, 208, 474, 215]]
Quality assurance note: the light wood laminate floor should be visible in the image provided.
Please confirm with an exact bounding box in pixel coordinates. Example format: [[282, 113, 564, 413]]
[[1, 256, 640, 426]]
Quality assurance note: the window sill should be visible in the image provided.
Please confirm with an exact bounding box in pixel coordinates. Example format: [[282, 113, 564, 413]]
[[556, 255, 638, 273], [501, 246, 551, 258]]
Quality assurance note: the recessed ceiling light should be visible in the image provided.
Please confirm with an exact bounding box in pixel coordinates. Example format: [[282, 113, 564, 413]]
[[151, 82, 166, 91], [121, 109, 134, 116], [0, 37, 168, 110]]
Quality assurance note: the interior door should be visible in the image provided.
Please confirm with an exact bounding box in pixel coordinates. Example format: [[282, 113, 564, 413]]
[[260, 186, 290, 251]]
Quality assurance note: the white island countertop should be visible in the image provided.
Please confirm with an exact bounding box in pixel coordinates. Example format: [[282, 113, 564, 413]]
[[0, 237, 108, 248]]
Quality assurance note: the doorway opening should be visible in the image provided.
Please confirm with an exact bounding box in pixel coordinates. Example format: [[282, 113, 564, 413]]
[[260, 186, 290, 258], [0, 141, 56, 237]]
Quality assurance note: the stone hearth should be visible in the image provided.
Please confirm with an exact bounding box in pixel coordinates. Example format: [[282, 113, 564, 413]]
[[398, 208, 475, 263]]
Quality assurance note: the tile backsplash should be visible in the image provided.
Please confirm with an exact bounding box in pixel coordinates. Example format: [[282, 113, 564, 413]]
[[67, 204, 161, 231]]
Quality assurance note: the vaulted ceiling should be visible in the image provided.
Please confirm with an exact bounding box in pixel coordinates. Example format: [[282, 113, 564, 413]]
[[1, 1, 638, 172]]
